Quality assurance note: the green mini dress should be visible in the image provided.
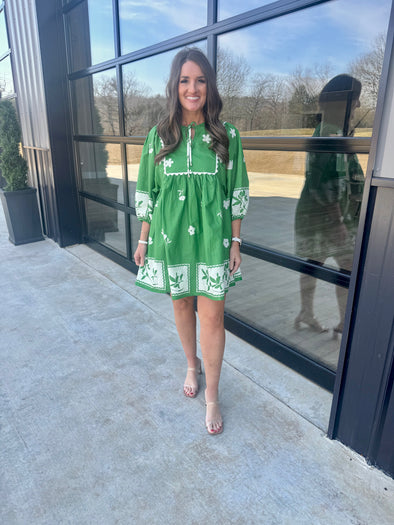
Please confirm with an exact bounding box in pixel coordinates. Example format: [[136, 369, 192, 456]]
[[135, 121, 249, 300]]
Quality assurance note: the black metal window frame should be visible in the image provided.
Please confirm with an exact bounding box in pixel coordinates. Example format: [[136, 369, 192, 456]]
[[63, 0, 383, 391], [0, 1, 16, 101]]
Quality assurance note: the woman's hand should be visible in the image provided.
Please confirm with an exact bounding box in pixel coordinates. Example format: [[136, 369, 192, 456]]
[[134, 243, 147, 267], [229, 241, 242, 276]]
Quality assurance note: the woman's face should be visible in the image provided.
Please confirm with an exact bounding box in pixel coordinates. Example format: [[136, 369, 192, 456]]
[[178, 60, 207, 120]]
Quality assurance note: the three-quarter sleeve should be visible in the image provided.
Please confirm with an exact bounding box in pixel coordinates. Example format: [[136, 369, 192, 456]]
[[225, 123, 249, 220], [135, 127, 161, 223]]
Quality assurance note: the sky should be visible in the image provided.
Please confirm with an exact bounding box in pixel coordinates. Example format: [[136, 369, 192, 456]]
[[83, 0, 392, 95]]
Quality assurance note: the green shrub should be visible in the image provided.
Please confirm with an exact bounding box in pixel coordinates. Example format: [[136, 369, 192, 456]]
[[0, 100, 28, 191]]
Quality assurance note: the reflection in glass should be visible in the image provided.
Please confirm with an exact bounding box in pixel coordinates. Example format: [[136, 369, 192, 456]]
[[119, 0, 207, 55], [123, 44, 206, 136], [0, 9, 8, 55], [217, 0, 391, 135], [72, 69, 119, 135], [294, 75, 364, 335], [218, 0, 272, 21], [225, 253, 346, 371], [0, 56, 14, 98], [85, 198, 126, 255], [241, 149, 368, 270], [126, 144, 143, 207], [66, 0, 114, 72], [79, 142, 124, 204]]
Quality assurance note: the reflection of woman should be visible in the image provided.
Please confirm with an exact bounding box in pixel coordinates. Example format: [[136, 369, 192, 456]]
[[294, 74, 364, 334], [133, 48, 249, 434]]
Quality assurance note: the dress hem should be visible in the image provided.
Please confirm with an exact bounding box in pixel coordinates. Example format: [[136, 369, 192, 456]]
[[135, 275, 242, 301]]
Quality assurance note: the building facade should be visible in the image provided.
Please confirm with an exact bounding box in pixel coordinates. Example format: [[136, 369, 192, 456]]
[[1, 0, 393, 477]]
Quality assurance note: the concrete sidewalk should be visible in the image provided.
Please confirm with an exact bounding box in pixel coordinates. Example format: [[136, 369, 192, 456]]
[[1, 208, 393, 525]]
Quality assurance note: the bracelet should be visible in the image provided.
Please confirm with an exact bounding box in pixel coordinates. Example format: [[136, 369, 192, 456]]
[[231, 237, 242, 245], [138, 240, 148, 245]]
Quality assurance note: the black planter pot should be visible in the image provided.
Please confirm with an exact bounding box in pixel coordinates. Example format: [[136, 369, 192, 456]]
[[0, 187, 44, 245]]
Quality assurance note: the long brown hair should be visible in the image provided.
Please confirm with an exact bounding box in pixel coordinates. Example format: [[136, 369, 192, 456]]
[[155, 47, 229, 165]]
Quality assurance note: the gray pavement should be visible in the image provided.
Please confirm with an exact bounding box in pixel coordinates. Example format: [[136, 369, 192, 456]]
[[1, 207, 393, 525]]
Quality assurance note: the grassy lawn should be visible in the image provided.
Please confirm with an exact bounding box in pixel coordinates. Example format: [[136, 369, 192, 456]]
[[104, 128, 371, 179]]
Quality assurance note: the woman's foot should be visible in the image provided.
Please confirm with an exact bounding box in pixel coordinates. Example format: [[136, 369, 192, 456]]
[[183, 357, 202, 398], [294, 310, 328, 333], [205, 391, 223, 435]]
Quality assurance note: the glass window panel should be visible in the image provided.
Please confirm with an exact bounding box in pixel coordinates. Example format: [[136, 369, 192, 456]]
[[72, 69, 119, 135], [66, 0, 114, 72], [0, 56, 14, 98], [226, 254, 347, 371], [119, 0, 207, 55], [123, 43, 206, 136], [242, 150, 368, 273], [126, 144, 143, 207], [79, 142, 124, 204], [218, 0, 272, 20], [217, 0, 391, 135], [0, 9, 9, 56], [85, 198, 127, 255]]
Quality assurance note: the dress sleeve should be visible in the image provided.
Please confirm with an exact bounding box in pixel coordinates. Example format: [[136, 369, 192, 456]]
[[135, 127, 161, 223], [225, 123, 249, 220]]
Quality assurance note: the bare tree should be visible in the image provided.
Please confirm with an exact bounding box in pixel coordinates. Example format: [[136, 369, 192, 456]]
[[286, 64, 333, 129], [216, 47, 251, 126], [350, 33, 386, 108], [94, 75, 119, 135], [244, 73, 271, 130]]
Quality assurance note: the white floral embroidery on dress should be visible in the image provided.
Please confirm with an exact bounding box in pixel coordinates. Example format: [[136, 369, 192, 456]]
[[197, 261, 233, 298], [223, 199, 230, 210], [223, 239, 229, 248], [135, 190, 154, 221], [188, 225, 195, 235], [161, 229, 172, 244], [178, 190, 186, 201], [164, 158, 174, 168], [148, 236, 153, 245], [168, 264, 190, 296], [149, 145, 154, 154], [136, 258, 166, 291], [202, 134, 211, 144], [230, 128, 236, 138], [227, 160, 233, 170], [231, 187, 249, 218]]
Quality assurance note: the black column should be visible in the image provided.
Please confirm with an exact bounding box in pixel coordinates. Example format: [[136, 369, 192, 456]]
[[329, 182, 394, 478], [35, 0, 81, 246]]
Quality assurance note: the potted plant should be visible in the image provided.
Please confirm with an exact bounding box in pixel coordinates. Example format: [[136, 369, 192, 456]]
[[0, 99, 43, 244]]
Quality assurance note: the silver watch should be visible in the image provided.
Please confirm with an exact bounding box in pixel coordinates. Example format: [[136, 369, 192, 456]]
[[231, 237, 242, 245]]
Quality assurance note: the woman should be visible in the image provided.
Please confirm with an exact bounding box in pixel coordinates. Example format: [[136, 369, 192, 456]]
[[294, 74, 364, 335], [133, 48, 249, 435]]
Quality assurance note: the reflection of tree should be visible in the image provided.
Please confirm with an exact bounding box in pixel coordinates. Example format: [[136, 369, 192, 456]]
[[350, 33, 385, 111], [92, 35, 387, 137], [93, 72, 166, 136], [94, 76, 119, 134], [217, 48, 251, 124], [287, 65, 332, 129]]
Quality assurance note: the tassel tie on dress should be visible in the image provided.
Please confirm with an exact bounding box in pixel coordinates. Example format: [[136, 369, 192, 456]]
[[186, 122, 196, 177]]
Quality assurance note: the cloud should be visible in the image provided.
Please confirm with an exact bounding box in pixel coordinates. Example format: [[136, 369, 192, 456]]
[[118, 0, 204, 33], [325, 0, 391, 50]]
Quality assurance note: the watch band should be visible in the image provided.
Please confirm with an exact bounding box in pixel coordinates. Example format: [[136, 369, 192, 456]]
[[231, 237, 242, 245]]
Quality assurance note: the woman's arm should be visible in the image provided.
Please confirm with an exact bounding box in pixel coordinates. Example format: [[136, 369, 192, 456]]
[[133, 221, 150, 267], [229, 218, 242, 276]]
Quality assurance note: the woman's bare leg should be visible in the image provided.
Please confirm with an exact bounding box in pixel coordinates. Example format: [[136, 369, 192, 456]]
[[172, 296, 200, 396], [197, 296, 225, 433]]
